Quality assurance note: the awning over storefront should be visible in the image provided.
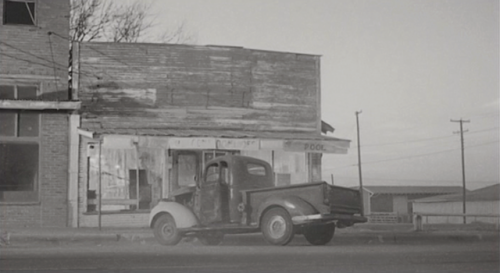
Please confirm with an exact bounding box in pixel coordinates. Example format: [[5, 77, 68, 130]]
[[77, 128, 350, 154]]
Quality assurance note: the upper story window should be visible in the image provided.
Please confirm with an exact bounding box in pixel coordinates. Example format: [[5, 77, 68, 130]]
[[0, 84, 38, 99], [3, 0, 36, 26], [0, 84, 39, 137]]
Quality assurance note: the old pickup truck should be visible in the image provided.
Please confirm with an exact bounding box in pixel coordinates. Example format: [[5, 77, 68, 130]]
[[149, 155, 366, 246]]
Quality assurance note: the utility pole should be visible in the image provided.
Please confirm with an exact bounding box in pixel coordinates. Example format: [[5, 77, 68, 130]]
[[451, 119, 470, 224], [356, 111, 364, 216]]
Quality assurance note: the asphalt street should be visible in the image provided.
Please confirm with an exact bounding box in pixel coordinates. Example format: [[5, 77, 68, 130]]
[[1, 238, 498, 273]]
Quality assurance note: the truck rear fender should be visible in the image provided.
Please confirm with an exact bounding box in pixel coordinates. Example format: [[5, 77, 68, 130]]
[[256, 195, 317, 226], [149, 201, 199, 228]]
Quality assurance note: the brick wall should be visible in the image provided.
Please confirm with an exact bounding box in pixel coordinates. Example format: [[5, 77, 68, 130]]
[[0, 113, 70, 228], [0, 0, 69, 99], [0, 0, 71, 228], [39, 113, 69, 227]]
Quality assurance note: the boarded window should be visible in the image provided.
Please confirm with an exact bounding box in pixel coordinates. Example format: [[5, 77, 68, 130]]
[[3, 0, 35, 25], [0, 142, 39, 201]]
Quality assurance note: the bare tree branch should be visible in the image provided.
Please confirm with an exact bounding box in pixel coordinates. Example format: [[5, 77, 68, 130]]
[[70, 0, 196, 44]]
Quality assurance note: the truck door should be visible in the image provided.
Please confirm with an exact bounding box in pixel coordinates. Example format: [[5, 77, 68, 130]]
[[199, 163, 222, 225], [199, 161, 231, 225]]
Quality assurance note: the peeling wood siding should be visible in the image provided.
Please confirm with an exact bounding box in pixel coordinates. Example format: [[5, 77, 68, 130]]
[[77, 43, 320, 132]]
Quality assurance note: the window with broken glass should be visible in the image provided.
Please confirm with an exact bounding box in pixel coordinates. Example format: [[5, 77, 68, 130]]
[[0, 84, 40, 202], [3, 0, 36, 25]]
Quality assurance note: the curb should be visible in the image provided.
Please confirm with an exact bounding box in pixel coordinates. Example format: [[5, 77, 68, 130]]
[[9, 233, 122, 244], [5, 231, 499, 246]]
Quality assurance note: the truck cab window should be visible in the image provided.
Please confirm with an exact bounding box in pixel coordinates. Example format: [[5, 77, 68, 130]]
[[220, 161, 229, 185], [205, 164, 219, 182], [247, 163, 266, 176]]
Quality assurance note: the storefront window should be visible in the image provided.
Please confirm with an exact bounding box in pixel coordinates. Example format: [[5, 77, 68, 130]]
[[0, 142, 39, 202], [177, 153, 197, 187]]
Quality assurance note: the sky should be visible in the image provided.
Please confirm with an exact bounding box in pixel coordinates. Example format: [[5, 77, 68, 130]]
[[137, 0, 498, 190]]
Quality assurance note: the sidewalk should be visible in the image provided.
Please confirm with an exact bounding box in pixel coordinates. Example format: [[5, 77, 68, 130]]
[[1, 224, 498, 246]]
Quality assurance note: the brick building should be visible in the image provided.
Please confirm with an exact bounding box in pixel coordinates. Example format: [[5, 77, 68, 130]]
[[0, 0, 79, 227], [71, 42, 350, 227]]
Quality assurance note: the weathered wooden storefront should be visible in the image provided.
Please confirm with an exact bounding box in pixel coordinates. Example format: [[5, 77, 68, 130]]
[[71, 42, 349, 227], [75, 130, 348, 227]]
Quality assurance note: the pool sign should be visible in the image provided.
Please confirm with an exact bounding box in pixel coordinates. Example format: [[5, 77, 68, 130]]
[[284, 140, 349, 154]]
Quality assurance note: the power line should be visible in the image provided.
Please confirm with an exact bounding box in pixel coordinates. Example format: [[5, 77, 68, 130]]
[[331, 176, 499, 184], [348, 127, 499, 149], [0, 41, 67, 70], [0, 45, 99, 80], [325, 140, 499, 170], [47, 32, 61, 92]]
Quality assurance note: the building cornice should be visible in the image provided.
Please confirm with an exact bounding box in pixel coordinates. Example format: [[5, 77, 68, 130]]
[[0, 100, 81, 110]]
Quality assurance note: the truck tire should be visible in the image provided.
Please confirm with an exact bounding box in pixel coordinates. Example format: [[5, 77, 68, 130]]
[[153, 214, 182, 246], [261, 207, 294, 245], [303, 223, 335, 245], [198, 232, 224, 246]]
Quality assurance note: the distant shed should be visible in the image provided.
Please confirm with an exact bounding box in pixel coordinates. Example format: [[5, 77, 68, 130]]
[[361, 186, 464, 223], [412, 184, 500, 224]]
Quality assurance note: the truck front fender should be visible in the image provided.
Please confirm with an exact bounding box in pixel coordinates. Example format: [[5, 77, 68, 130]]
[[256, 195, 317, 226], [149, 201, 199, 228]]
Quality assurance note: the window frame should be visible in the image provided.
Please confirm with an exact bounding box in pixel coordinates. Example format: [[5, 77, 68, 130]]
[[0, 140, 41, 203], [205, 163, 220, 183], [3, 0, 36, 26], [0, 82, 41, 204], [0, 84, 41, 138], [0, 83, 39, 99]]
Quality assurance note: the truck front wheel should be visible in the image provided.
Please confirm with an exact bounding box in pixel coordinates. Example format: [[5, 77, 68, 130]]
[[303, 223, 335, 245], [153, 214, 182, 246], [261, 207, 294, 245]]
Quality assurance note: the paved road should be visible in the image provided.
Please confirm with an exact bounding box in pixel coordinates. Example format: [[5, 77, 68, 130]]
[[1, 240, 498, 273]]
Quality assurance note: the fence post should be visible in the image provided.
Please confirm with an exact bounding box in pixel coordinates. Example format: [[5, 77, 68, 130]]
[[414, 214, 423, 231]]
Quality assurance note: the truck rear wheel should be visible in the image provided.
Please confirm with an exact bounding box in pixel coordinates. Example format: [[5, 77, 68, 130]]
[[261, 207, 294, 245], [153, 214, 182, 246], [303, 223, 335, 245]]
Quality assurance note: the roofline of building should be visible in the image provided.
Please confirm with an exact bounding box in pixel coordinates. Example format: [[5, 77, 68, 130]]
[[77, 41, 322, 57]]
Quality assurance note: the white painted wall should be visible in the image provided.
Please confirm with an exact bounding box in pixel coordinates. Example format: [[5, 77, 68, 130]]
[[413, 201, 500, 224], [393, 195, 408, 214]]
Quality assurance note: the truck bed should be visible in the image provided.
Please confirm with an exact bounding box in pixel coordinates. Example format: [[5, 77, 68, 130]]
[[241, 182, 363, 219]]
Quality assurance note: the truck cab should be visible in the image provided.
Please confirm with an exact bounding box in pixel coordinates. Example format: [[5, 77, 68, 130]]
[[196, 155, 273, 225]]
